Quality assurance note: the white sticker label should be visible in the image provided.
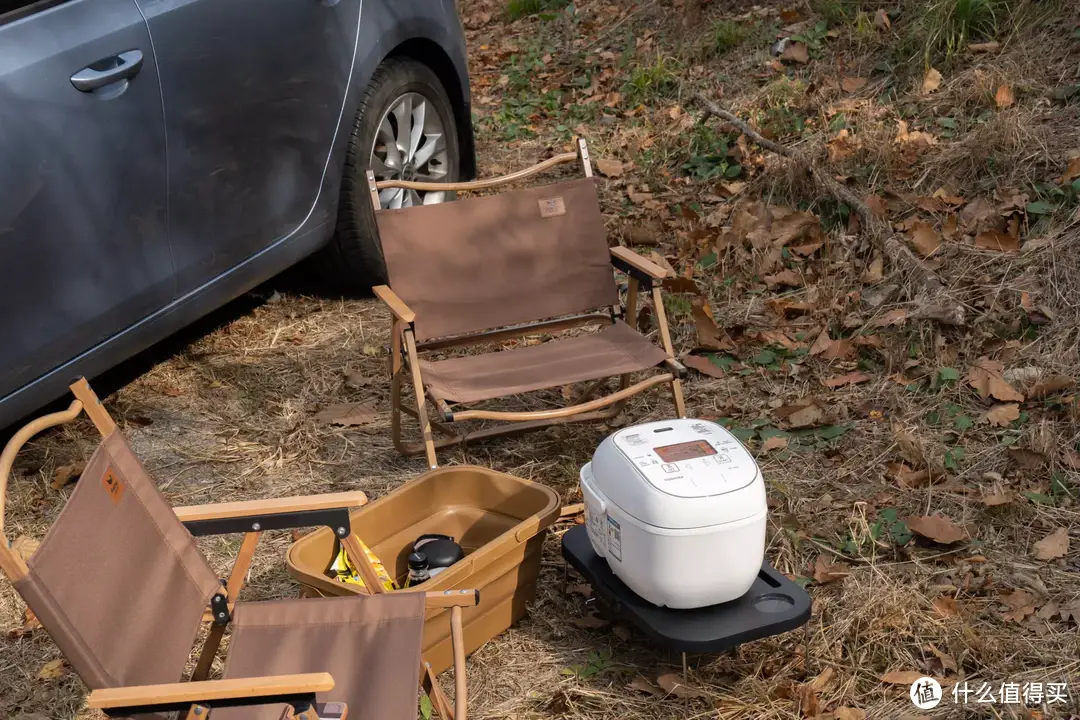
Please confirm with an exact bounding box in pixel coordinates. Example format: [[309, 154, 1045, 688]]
[[606, 516, 622, 562]]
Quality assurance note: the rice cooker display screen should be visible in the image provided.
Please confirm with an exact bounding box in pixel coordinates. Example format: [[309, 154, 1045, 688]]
[[654, 440, 716, 462]]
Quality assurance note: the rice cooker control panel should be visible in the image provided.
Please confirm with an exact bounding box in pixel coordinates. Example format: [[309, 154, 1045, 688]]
[[612, 420, 757, 498]]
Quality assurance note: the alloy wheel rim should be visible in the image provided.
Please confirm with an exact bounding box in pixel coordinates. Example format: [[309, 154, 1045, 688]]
[[369, 91, 449, 209]]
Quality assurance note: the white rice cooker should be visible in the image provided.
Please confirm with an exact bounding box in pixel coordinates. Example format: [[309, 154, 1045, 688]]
[[580, 418, 767, 609]]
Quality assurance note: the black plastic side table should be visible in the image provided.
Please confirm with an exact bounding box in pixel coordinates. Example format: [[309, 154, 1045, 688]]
[[561, 525, 812, 654]]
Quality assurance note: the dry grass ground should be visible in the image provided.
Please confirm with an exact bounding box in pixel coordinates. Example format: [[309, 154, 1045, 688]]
[[4, 0, 1080, 718]]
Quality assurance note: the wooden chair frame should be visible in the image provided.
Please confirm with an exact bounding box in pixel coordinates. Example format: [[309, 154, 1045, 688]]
[[0, 379, 474, 720], [368, 138, 687, 468]]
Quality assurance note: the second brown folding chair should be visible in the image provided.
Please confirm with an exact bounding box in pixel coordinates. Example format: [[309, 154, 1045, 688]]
[[0, 379, 475, 720], [367, 138, 687, 468]]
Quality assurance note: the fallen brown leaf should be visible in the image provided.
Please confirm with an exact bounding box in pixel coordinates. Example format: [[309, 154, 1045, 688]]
[[786, 403, 825, 428], [932, 187, 965, 206], [829, 708, 866, 720], [1033, 527, 1069, 561], [596, 158, 624, 177], [994, 84, 1014, 109], [906, 514, 967, 544], [823, 372, 870, 389], [813, 554, 849, 584], [874, 308, 909, 327], [780, 42, 809, 64], [827, 129, 859, 162], [862, 255, 884, 283], [984, 403, 1020, 427], [691, 299, 734, 351], [921, 67, 943, 94], [656, 672, 709, 699], [894, 120, 937, 152], [1001, 589, 1038, 622], [565, 582, 592, 598], [37, 659, 65, 680], [872, 8, 891, 30], [11, 535, 39, 562], [570, 614, 610, 629], [928, 644, 958, 672], [932, 596, 961, 617], [1009, 447, 1046, 468], [967, 358, 1024, 402], [662, 277, 700, 294], [880, 670, 941, 685], [841, 76, 868, 93], [981, 491, 1013, 507], [764, 269, 803, 289], [1028, 374, 1073, 399], [888, 462, 931, 488], [1061, 156, 1080, 185], [626, 676, 664, 696], [51, 461, 86, 491], [761, 435, 789, 453], [7, 607, 42, 639], [969, 41, 1001, 53], [626, 226, 660, 246], [975, 230, 1019, 252], [908, 221, 942, 257], [344, 371, 374, 389], [683, 354, 726, 379], [315, 402, 378, 427]]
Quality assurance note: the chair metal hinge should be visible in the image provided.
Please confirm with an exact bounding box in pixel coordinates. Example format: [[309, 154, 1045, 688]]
[[210, 592, 230, 626]]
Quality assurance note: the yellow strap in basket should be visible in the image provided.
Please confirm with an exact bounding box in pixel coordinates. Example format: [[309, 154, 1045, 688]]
[[329, 536, 396, 592]]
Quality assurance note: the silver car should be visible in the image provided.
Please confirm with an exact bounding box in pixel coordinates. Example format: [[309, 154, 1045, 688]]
[[0, 0, 475, 428]]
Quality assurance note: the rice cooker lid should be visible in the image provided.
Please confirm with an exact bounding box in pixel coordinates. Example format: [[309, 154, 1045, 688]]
[[608, 419, 759, 499]]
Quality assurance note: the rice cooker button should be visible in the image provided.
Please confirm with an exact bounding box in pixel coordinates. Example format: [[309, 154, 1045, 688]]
[[662, 463, 679, 473]]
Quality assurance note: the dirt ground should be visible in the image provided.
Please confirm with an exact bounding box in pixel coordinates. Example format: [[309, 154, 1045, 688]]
[[4, 0, 1080, 718]]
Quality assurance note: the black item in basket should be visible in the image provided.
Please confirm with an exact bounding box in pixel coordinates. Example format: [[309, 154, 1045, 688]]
[[413, 533, 464, 573], [561, 525, 811, 654]]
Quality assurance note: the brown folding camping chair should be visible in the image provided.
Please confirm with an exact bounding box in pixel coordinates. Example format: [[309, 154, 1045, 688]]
[[0, 379, 474, 720], [367, 138, 687, 468]]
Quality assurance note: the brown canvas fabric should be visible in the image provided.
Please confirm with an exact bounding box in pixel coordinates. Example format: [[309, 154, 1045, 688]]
[[418, 319, 669, 404], [377, 177, 619, 342], [215, 592, 427, 720], [13, 431, 221, 693]]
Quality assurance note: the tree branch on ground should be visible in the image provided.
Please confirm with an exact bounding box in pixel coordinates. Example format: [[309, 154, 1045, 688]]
[[694, 93, 966, 327]]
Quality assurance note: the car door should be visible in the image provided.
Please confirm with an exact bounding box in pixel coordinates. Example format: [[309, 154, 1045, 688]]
[[0, 0, 172, 402], [134, 0, 363, 295]]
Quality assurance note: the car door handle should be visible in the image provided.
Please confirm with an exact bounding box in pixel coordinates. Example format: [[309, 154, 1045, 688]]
[[70, 50, 144, 92]]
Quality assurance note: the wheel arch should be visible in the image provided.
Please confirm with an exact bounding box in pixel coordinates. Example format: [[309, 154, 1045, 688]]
[[385, 38, 476, 181]]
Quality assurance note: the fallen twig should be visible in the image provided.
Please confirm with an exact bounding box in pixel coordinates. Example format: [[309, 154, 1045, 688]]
[[694, 93, 965, 326]]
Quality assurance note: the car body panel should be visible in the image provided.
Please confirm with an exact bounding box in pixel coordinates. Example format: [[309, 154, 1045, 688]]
[[135, 0, 364, 295], [0, 0, 473, 430], [0, 0, 172, 402]]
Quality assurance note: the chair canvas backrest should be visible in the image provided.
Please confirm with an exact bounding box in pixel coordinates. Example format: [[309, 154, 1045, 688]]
[[12, 431, 222, 690], [376, 177, 620, 342]]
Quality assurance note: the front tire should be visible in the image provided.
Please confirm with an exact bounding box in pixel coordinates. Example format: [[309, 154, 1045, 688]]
[[321, 58, 460, 290]]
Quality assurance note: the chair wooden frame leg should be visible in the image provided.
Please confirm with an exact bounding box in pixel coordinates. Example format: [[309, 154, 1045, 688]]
[[651, 286, 686, 418], [192, 530, 262, 680], [401, 328, 438, 469]]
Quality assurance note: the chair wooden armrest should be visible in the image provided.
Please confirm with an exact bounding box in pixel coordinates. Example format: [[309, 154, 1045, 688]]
[[609, 246, 672, 281], [86, 673, 334, 711], [174, 491, 369, 523], [373, 285, 416, 324]]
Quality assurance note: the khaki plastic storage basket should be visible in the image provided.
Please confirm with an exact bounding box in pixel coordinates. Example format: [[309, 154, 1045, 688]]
[[286, 465, 560, 675]]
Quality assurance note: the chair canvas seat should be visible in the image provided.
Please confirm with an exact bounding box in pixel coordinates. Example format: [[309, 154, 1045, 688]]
[[214, 594, 427, 720], [419, 321, 668, 404]]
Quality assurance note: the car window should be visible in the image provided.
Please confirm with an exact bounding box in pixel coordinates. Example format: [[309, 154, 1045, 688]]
[[1, 0, 67, 26]]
